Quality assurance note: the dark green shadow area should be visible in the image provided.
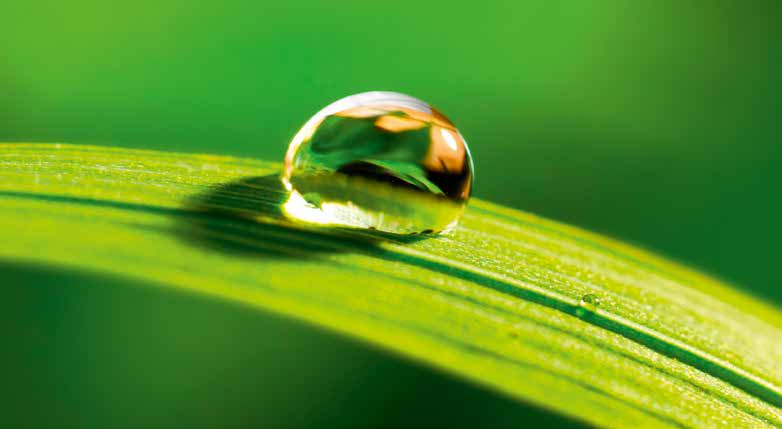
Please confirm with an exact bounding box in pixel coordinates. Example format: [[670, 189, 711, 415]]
[[0, 261, 590, 428], [177, 174, 429, 259]]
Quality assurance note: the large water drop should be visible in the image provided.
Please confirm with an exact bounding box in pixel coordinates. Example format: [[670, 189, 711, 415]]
[[282, 91, 473, 235]]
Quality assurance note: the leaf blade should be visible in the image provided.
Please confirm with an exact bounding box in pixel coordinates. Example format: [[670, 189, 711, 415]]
[[1, 143, 780, 428]]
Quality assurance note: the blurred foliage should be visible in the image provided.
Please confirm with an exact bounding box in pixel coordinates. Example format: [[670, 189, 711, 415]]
[[1, 1, 781, 427]]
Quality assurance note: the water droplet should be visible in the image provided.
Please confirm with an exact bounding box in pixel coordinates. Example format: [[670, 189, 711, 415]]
[[282, 91, 473, 235], [577, 293, 601, 317]]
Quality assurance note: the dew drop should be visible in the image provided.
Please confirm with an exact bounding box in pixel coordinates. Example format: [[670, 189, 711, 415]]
[[577, 293, 601, 317], [281, 91, 473, 235]]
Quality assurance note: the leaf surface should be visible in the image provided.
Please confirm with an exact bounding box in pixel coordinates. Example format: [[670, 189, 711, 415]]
[[1, 143, 780, 428]]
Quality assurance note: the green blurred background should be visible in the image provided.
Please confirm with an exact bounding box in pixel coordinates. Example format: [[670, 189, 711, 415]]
[[1, 0, 780, 427]]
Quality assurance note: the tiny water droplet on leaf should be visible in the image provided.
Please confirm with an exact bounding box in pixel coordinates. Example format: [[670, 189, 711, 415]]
[[577, 293, 601, 317], [281, 91, 473, 235]]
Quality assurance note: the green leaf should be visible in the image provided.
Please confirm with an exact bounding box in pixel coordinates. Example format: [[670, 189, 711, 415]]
[[1, 143, 780, 428]]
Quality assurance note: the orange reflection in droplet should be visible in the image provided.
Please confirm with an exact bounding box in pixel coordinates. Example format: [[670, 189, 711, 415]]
[[424, 126, 466, 174], [374, 115, 428, 133]]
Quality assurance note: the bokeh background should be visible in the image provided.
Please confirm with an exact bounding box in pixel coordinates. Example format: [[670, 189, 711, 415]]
[[2, 1, 780, 427]]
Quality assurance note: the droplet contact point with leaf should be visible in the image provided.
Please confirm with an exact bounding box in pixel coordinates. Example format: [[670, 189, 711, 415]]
[[282, 91, 473, 235], [577, 293, 601, 317]]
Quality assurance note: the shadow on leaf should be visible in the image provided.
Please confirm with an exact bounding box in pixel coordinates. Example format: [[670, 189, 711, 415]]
[[175, 173, 428, 259]]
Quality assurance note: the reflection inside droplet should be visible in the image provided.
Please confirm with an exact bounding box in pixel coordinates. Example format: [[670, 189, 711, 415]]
[[281, 91, 473, 235]]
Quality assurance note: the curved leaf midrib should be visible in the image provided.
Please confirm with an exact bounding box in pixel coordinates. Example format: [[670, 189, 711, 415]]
[[455, 210, 782, 383], [432, 220, 782, 406], [379, 244, 782, 411]]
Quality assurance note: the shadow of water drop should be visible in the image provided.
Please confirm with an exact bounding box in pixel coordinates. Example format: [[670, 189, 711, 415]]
[[174, 173, 431, 259]]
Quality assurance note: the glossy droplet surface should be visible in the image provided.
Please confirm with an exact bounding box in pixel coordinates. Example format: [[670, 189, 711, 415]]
[[282, 91, 473, 234]]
